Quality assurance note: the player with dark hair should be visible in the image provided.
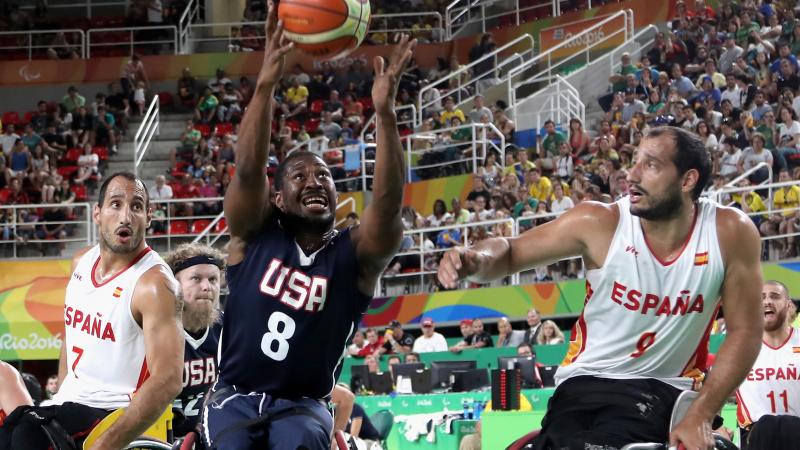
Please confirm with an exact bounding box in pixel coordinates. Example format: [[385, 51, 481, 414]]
[[201, 2, 417, 448], [163, 243, 225, 439], [735, 280, 799, 449], [0, 172, 183, 450], [439, 126, 764, 449]]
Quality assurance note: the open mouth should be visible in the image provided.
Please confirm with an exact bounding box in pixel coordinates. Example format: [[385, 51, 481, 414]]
[[629, 187, 645, 203], [116, 227, 133, 241], [302, 194, 329, 212], [764, 308, 775, 319]]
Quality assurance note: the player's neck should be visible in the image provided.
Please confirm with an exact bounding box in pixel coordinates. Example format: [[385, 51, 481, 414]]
[[95, 243, 148, 283], [639, 201, 697, 257], [764, 325, 792, 348], [294, 229, 336, 255]]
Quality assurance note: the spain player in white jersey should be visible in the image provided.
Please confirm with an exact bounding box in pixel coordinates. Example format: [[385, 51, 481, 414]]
[[736, 280, 800, 449], [439, 126, 764, 450], [0, 172, 183, 450]]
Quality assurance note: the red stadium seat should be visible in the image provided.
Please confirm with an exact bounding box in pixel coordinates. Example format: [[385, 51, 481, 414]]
[[2, 111, 20, 126], [22, 111, 36, 125], [93, 146, 109, 161], [158, 92, 173, 108], [214, 122, 234, 137], [170, 221, 190, 235], [310, 100, 324, 115], [215, 218, 227, 234], [194, 124, 211, 138], [70, 184, 88, 202], [191, 219, 211, 234], [305, 118, 320, 133], [286, 119, 301, 133], [64, 148, 82, 163], [57, 166, 79, 178]]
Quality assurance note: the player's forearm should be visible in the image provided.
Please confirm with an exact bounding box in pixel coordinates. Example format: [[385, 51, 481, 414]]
[[371, 112, 404, 222], [690, 327, 761, 421], [235, 83, 275, 182], [95, 373, 182, 448], [467, 237, 513, 283]]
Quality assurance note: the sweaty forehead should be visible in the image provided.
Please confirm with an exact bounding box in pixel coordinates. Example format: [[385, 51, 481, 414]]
[[106, 179, 147, 201]]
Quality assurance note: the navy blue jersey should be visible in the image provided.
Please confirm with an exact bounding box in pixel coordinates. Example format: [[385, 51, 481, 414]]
[[174, 321, 221, 436], [219, 220, 372, 399]]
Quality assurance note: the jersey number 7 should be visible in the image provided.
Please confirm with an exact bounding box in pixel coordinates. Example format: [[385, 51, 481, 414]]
[[71, 345, 84, 375]]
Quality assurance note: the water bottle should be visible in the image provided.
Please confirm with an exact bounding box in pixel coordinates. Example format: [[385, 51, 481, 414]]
[[462, 400, 469, 419]]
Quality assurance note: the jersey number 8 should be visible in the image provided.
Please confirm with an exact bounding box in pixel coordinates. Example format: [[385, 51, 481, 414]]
[[261, 311, 297, 361]]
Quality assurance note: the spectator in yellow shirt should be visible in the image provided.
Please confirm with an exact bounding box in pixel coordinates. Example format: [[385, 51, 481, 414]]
[[281, 78, 309, 118], [761, 169, 800, 257], [440, 97, 466, 126], [526, 168, 552, 203], [732, 185, 767, 226]]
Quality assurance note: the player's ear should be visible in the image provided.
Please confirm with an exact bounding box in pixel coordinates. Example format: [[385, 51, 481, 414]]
[[682, 168, 699, 195], [92, 202, 101, 225], [274, 191, 285, 211]]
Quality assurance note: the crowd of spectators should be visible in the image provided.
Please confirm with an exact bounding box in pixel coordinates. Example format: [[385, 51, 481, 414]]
[[0, 83, 128, 254]]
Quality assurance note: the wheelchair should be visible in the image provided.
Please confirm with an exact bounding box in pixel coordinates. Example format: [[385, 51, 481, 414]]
[[506, 391, 740, 450]]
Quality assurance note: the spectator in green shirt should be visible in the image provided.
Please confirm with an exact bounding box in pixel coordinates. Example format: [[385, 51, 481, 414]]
[[735, 12, 761, 48], [195, 87, 219, 123], [60, 86, 86, 114], [537, 120, 566, 171]]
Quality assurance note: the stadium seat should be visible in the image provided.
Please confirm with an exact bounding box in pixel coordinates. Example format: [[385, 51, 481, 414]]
[[158, 92, 173, 108], [215, 218, 227, 234], [57, 166, 79, 178], [214, 122, 234, 137], [92, 146, 109, 161], [305, 118, 320, 133], [194, 124, 211, 138], [310, 100, 324, 115], [191, 219, 211, 234], [22, 111, 36, 125], [2, 111, 20, 126], [286, 119, 301, 133], [170, 221, 190, 235], [70, 184, 88, 202], [64, 148, 82, 164]]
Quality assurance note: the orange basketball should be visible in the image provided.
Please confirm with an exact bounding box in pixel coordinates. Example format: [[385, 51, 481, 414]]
[[278, 0, 371, 59]]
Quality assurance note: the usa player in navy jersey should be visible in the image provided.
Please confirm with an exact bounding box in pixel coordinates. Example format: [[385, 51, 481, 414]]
[[163, 243, 225, 440], [202, 2, 417, 449]]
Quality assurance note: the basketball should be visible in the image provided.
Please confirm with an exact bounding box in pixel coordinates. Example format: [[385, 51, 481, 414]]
[[278, 0, 371, 59]]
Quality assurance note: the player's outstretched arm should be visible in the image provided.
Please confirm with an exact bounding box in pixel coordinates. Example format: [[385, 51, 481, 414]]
[[224, 0, 293, 243], [352, 35, 417, 295], [438, 201, 616, 288], [87, 267, 183, 450], [670, 207, 764, 450]]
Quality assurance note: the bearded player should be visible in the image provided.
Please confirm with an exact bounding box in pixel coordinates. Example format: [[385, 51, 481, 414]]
[[439, 126, 763, 449], [735, 280, 800, 449], [163, 243, 225, 439]]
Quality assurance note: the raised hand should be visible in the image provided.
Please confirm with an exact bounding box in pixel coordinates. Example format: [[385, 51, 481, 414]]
[[372, 34, 417, 116], [437, 246, 480, 289], [258, 0, 294, 88]]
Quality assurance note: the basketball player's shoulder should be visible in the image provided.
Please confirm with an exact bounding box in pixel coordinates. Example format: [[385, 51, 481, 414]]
[[136, 265, 180, 302], [566, 200, 620, 233], [712, 201, 761, 263]]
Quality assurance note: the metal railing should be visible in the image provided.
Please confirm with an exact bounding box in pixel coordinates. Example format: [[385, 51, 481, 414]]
[[134, 95, 160, 178], [87, 25, 179, 58], [417, 33, 536, 126], [18, 0, 127, 17], [0, 202, 93, 259], [184, 21, 266, 53], [519, 75, 585, 142], [0, 29, 86, 60], [360, 104, 417, 143], [405, 122, 506, 181], [369, 13, 445, 43], [178, 0, 201, 54], [508, 9, 635, 122], [446, 0, 563, 39], [287, 136, 330, 156]]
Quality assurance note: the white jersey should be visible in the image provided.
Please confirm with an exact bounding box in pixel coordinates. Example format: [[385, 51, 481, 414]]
[[556, 197, 726, 390], [51, 245, 175, 410], [736, 328, 800, 428]]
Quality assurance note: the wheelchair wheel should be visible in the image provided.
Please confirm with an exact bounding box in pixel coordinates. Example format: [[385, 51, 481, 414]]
[[124, 439, 173, 450]]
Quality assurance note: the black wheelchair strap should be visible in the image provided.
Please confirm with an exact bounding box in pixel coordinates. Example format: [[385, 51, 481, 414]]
[[42, 418, 78, 450]]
